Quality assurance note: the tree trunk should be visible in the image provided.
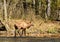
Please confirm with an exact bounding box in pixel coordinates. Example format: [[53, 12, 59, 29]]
[[47, 0, 51, 17], [3, 0, 10, 31], [45, 0, 51, 21]]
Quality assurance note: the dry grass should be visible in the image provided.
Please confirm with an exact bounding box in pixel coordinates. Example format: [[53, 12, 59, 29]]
[[3, 13, 60, 34], [6, 18, 60, 34], [1, 17, 60, 37]]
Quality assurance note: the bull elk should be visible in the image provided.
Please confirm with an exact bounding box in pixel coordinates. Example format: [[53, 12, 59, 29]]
[[14, 20, 33, 36]]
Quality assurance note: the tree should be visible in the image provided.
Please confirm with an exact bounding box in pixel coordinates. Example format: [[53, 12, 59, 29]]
[[47, 0, 51, 17], [3, 0, 10, 31], [45, 0, 51, 20]]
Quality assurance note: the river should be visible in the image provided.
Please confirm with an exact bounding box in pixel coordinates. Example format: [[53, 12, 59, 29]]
[[0, 37, 60, 42]]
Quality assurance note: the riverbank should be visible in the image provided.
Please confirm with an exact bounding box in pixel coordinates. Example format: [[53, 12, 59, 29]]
[[0, 32, 60, 38], [26, 33, 60, 38]]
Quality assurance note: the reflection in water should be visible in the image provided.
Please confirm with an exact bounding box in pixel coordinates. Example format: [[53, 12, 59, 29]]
[[0, 37, 60, 42]]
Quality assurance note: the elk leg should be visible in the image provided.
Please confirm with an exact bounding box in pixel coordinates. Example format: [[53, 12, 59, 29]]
[[17, 29, 21, 36], [14, 29, 16, 37], [22, 29, 24, 35], [22, 29, 26, 36], [23, 29, 26, 36], [24, 29, 26, 36], [15, 29, 20, 36]]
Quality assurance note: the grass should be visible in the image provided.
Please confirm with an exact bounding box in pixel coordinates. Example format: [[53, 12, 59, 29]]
[[7, 19, 60, 34], [0, 15, 60, 37], [2, 13, 60, 34]]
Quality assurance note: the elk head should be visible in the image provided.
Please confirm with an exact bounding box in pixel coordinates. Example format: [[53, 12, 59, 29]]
[[26, 21, 34, 28]]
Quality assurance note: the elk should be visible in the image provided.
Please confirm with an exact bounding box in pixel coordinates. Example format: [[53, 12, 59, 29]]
[[14, 20, 33, 36]]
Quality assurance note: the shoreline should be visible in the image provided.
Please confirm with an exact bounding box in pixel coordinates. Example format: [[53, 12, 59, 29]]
[[0, 33, 60, 38]]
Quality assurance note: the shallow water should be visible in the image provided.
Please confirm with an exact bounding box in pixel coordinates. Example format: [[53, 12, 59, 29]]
[[0, 37, 60, 42]]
